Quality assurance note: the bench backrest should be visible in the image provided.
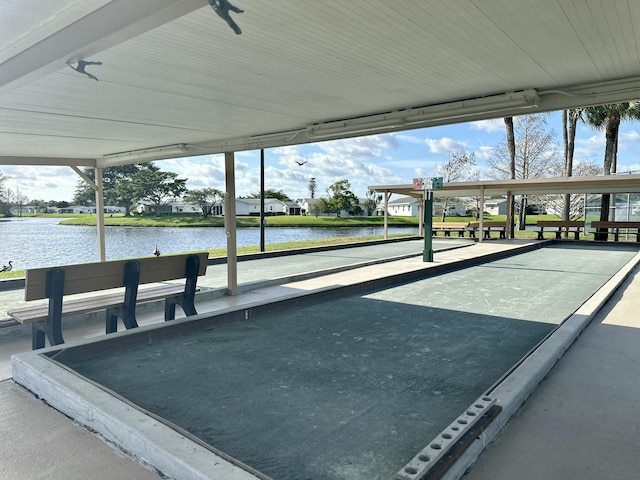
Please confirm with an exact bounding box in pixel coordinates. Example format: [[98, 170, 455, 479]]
[[432, 222, 469, 228], [469, 221, 506, 228], [591, 221, 640, 228], [537, 220, 583, 228], [25, 252, 209, 301]]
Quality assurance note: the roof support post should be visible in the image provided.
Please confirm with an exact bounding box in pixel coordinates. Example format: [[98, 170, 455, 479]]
[[95, 167, 106, 261], [224, 152, 238, 296], [479, 185, 485, 243], [383, 191, 391, 240], [506, 191, 514, 239], [418, 197, 423, 236], [71, 165, 105, 261]]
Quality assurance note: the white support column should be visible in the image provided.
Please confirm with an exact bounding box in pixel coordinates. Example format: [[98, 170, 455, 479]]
[[95, 167, 106, 261], [479, 185, 485, 243], [418, 196, 424, 236], [384, 191, 391, 240], [224, 152, 238, 296], [71, 165, 105, 261]]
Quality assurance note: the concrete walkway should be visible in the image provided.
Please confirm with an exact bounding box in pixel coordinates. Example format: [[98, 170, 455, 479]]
[[1, 238, 639, 479]]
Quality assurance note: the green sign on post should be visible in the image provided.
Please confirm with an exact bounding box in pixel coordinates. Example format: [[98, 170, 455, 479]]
[[414, 177, 443, 262]]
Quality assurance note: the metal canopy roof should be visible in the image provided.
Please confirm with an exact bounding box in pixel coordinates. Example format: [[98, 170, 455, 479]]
[[2, 0, 640, 168], [370, 174, 640, 199]]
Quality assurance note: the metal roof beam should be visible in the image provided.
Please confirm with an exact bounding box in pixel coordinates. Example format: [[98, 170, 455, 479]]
[[0, 156, 96, 167]]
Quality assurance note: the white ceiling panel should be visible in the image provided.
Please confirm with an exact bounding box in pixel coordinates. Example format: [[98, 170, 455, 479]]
[[1, 0, 640, 166]]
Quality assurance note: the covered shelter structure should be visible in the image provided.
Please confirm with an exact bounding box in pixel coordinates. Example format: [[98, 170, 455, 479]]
[[370, 174, 640, 240], [3, 0, 640, 291]]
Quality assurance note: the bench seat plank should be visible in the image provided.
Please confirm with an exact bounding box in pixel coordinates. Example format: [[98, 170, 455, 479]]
[[536, 221, 583, 240], [469, 221, 507, 239], [591, 221, 640, 242], [431, 222, 469, 237], [8, 284, 186, 324]]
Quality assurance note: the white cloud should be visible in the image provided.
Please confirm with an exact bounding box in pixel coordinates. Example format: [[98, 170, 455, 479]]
[[470, 119, 504, 133], [425, 137, 466, 154], [475, 145, 495, 161]]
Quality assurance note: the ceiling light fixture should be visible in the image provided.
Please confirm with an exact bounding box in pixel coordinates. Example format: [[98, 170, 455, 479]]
[[100, 143, 189, 164], [306, 89, 539, 139]]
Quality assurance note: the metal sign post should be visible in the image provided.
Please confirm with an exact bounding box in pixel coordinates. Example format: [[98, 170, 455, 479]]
[[414, 177, 443, 262]]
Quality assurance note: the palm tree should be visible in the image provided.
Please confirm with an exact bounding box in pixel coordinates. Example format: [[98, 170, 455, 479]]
[[504, 117, 516, 236], [583, 102, 640, 238]]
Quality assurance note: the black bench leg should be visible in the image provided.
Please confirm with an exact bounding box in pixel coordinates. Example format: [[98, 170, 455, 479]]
[[537, 231, 544, 240], [165, 254, 200, 321], [105, 308, 119, 334], [44, 268, 65, 348], [32, 323, 46, 350], [165, 300, 178, 321]]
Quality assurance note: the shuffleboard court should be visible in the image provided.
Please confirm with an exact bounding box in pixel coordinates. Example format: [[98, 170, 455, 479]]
[[15, 242, 640, 480]]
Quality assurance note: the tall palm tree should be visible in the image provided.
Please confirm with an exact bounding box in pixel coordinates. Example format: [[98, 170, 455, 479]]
[[504, 117, 516, 236], [583, 102, 640, 238]]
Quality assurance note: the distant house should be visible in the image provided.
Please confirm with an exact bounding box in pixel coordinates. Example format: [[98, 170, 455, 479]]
[[485, 199, 507, 216], [135, 202, 200, 214], [233, 198, 285, 216], [297, 198, 325, 216], [283, 201, 302, 215], [57, 205, 97, 214], [383, 196, 420, 217], [9, 205, 38, 214]]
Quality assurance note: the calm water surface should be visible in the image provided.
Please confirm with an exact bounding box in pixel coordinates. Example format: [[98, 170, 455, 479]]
[[0, 217, 418, 270]]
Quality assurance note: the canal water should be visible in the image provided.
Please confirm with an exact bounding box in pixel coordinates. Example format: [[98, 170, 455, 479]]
[[0, 217, 418, 270]]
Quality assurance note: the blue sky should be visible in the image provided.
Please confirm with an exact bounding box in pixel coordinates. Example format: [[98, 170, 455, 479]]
[[3, 111, 640, 203]]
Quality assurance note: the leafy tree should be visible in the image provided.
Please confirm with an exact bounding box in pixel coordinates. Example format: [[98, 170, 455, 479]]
[[435, 150, 476, 221], [245, 188, 291, 202], [325, 179, 359, 217], [184, 188, 224, 217], [363, 189, 382, 216], [582, 102, 640, 237], [73, 164, 155, 215], [134, 168, 187, 215], [308, 177, 317, 199], [490, 114, 561, 229], [310, 198, 328, 217]]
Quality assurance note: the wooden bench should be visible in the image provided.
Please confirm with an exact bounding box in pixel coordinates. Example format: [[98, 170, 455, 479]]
[[469, 221, 507, 239], [536, 220, 584, 240], [591, 221, 640, 242], [431, 221, 470, 237], [7, 252, 208, 350]]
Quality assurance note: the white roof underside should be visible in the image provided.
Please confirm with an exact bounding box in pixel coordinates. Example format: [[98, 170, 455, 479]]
[[2, 0, 640, 168]]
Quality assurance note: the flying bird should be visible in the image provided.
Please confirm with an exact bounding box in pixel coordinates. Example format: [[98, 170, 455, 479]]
[[67, 60, 102, 81], [295, 160, 308, 166], [1, 261, 13, 272]]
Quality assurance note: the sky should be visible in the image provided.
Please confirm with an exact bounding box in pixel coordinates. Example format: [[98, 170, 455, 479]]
[[3, 111, 640, 203]]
